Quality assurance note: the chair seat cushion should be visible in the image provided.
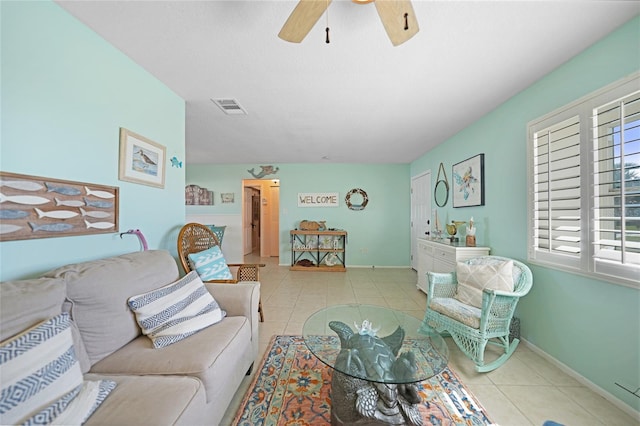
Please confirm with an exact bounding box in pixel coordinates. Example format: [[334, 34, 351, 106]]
[[429, 297, 481, 329], [454, 260, 514, 308]]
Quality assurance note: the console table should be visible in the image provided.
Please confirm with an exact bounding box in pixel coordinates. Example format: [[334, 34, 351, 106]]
[[416, 238, 490, 294], [290, 230, 347, 272]]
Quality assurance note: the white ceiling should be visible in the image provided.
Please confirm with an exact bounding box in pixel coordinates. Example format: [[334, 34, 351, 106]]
[[56, 1, 639, 165]]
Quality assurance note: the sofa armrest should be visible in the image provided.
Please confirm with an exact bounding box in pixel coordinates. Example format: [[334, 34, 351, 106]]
[[205, 282, 259, 317], [204, 282, 260, 360]]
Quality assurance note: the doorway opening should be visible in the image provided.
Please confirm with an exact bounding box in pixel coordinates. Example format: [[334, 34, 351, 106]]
[[242, 179, 280, 260]]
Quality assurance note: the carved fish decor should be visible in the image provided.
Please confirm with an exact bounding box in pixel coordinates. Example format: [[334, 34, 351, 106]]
[[79, 208, 111, 219], [0, 193, 50, 205], [0, 180, 43, 191], [0, 171, 119, 241], [34, 208, 79, 219], [45, 182, 81, 196], [83, 198, 113, 209], [55, 198, 85, 207]]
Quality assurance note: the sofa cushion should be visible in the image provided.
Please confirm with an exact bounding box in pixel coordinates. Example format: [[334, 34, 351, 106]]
[[455, 260, 514, 308], [0, 313, 83, 425], [128, 271, 225, 348], [82, 373, 207, 426], [188, 245, 233, 280], [0, 276, 91, 374], [0, 277, 65, 342], [43, 250, 180, 365], [89, 316, 253, 404]]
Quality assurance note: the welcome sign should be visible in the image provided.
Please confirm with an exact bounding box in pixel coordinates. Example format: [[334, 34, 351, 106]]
[[297, 192, 339, 207]]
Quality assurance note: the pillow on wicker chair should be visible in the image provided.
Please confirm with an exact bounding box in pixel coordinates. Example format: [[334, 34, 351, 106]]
[[187, 246, 233, 280], [454, 260, 514, 308]]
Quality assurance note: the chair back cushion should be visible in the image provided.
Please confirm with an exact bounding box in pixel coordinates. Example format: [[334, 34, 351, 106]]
[[188, 246, 233, 280], [177, 223, 221, 274], [455, 260, 514, 308]]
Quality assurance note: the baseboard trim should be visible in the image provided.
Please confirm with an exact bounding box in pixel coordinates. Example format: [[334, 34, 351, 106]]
[[521, 338, 640, 420]]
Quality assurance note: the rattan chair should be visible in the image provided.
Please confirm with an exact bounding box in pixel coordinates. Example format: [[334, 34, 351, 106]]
[[177, 222, 264, 322], [420, 256, 533, 372]]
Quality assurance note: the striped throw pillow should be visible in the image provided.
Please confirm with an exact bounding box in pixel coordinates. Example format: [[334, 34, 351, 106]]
[[187, 246, 233, 280], [0, 313, 83, 425], [128, 271, 225, 348], [22, 379, 116, 426]]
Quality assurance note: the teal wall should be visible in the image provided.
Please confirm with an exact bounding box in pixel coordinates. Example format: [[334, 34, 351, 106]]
[[187, 164, 411, 266], [411, 16, 640, 411], [0, 1, 186, 280]]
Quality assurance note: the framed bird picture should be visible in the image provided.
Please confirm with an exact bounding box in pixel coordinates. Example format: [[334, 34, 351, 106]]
[[118, 128, 166, 188], [452, 154, 484, 208]]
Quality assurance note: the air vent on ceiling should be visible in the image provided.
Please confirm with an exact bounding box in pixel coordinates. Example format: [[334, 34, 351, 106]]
[[211, 98, 247, 115]]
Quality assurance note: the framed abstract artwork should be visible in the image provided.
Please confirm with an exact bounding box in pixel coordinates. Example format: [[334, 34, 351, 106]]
[[118, 128, 166, 188], [452, 154, 484, 208]]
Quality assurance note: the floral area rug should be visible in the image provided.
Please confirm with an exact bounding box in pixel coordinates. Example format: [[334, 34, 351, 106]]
[[232, 335, 493, 426]]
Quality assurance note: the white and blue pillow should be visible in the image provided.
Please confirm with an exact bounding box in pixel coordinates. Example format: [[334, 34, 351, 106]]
[[22, 379, 116, 426], [128, 271, 226, 348], [0, 312, 116, 425], [187, 246, 233, 281]]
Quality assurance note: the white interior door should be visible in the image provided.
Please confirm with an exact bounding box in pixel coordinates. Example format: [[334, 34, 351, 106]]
[[411, 171, 432, 270]]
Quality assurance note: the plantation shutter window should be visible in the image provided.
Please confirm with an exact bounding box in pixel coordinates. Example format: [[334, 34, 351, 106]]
[[592, 91, 640, 279], [531, 116, 582, 269], [528, 72, 639, 288]]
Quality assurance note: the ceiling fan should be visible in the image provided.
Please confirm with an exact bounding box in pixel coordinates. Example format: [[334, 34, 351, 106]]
[[278, 0, 419, 46]]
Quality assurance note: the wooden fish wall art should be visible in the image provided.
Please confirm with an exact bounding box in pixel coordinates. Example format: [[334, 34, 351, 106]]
[[0, 171, 119, 241]]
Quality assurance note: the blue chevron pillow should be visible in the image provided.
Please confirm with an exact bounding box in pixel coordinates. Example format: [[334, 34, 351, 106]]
[[0, 313, 83, 425], [187, 246, 233, 280], [128, 271, 225, 348]]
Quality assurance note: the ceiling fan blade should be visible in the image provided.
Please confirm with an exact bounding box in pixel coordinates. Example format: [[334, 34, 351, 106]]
[[279, 0, 332, 43], [374, 0, 419, 46]]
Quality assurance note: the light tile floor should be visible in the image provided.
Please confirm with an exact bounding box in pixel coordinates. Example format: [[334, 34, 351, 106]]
[[220, 255, 638, 426]]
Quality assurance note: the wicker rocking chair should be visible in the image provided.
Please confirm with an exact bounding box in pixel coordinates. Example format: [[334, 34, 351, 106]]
[[177, 222, 265, 322], [420, 256, 533, 372]]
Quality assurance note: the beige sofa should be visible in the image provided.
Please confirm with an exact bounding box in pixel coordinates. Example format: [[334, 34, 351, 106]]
[[0, 250, 260, 425]]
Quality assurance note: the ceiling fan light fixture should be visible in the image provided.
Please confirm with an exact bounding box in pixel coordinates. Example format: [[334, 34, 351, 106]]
[[352, 0, 375, 4]]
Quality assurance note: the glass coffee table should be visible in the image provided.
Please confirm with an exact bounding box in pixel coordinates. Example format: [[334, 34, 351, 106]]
[[302, 304, 448, 425]]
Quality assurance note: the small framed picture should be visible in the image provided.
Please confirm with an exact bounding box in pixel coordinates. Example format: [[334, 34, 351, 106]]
[[221, 193, 235, 203], [452, 154, 484, 208], [118, 128, 166, 188]]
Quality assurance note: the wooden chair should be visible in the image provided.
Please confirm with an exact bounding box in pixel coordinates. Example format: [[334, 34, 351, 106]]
[[420, 256, 533, 372], [177, 222, 264, 322]]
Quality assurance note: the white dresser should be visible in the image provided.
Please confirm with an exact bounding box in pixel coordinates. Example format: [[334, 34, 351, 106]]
[[416, 238, 490, 294]]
